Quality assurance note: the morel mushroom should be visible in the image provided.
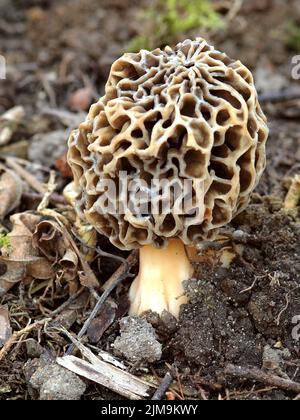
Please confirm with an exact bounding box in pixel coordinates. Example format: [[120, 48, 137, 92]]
[[67, 38, 268, 318]]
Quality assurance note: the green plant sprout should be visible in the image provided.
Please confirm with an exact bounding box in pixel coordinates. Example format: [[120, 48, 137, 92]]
[[128, 0, 222, 52], [0, 233, 11, 250], [286, 21, 300, 51]]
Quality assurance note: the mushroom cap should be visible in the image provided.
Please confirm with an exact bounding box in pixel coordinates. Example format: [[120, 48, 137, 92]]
[[68, 38, 268, 250]]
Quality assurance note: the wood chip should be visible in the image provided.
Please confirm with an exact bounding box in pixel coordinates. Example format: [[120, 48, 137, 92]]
[[57, 355, 153, 400]]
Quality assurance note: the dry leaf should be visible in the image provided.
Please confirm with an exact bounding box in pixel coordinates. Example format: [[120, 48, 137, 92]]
[[0, 106, 25, 146], [87, 301, 116, 343], [33, 219, 82, 293], [0, 140, 29, 159], [0, 213, 53, 296], [0, 305, 12, 347], [74, 219, 97, 262], [78, 271, 99, 289], [32, 219, 70, 262], [58, 249, 80, 294], [0, 167, 23, 220], [59, 249, 79, 280]]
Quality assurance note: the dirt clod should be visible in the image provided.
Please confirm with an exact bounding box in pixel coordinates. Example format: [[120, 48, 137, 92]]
[[113, 316, 162, 365], [25, 339, 44, 358], [263, 344, 291, 373], [25, 358, 86, 400]]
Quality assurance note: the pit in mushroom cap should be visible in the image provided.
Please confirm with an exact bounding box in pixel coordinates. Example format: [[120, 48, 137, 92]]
[[68, 38, 268, 252]]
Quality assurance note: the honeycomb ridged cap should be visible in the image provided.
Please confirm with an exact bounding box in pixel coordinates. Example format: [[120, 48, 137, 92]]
[[68, 38, 268, 250]]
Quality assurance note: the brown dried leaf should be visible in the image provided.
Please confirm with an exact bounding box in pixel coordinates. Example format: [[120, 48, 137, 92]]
[[0, 140, 29, 159], [0, 260, 26, 297], [33, 220, 83, 294], [0, 305, 12, 347], [0, 167, 23, 220], [60, 249, 79, 280], [0, 213, 53, 296], [33, 218, 99, 292], [78, 271, 99, 289], [87, 301, 116, 343], [58, 249, 79, 295], [32, 219, 70, 262]]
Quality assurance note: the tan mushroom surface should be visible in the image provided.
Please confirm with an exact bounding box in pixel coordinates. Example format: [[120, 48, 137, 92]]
[[67, 38, 268, 317]]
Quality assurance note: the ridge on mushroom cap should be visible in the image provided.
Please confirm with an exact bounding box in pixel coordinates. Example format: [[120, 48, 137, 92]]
[[68, 38, 269, 250]]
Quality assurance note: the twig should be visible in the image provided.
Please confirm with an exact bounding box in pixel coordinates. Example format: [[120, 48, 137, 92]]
[[49, 287, 85, 317], [95, 247, 128, 265], [65, 250, 138, 355], [41, 107, 86, 128], [101, 250, 138, 292], [5, 156, 46, 194], [193, 376, 223, 391], [174, 366, 185, 400], [152, 372, 174, 400], [39, 74, 57, 108], [225, 364, 300, 394], [239, 275, 266, 294], [227, 386, 276, 399], [259, 88, 300, 104], [225, 0, 243, 23], [22, 191, 66, 206], [275, 293, 290, 326], [71, 228, 127, 265], [239, 280, 257, 294], [37, 170, 57, 212], [10, 157, 51, 173], [0, 318, 50, 362]]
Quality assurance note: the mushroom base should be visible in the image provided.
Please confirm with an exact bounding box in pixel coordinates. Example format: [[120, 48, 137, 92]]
[[129, 239, 193, 318]]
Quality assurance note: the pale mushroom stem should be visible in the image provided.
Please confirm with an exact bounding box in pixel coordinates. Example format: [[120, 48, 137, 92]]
[[129, 239, 194, 318]]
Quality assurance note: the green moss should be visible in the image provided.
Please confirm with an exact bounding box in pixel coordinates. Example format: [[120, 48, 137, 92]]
[[128, 0, 222, 52], [286, 21, 300, 50]]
